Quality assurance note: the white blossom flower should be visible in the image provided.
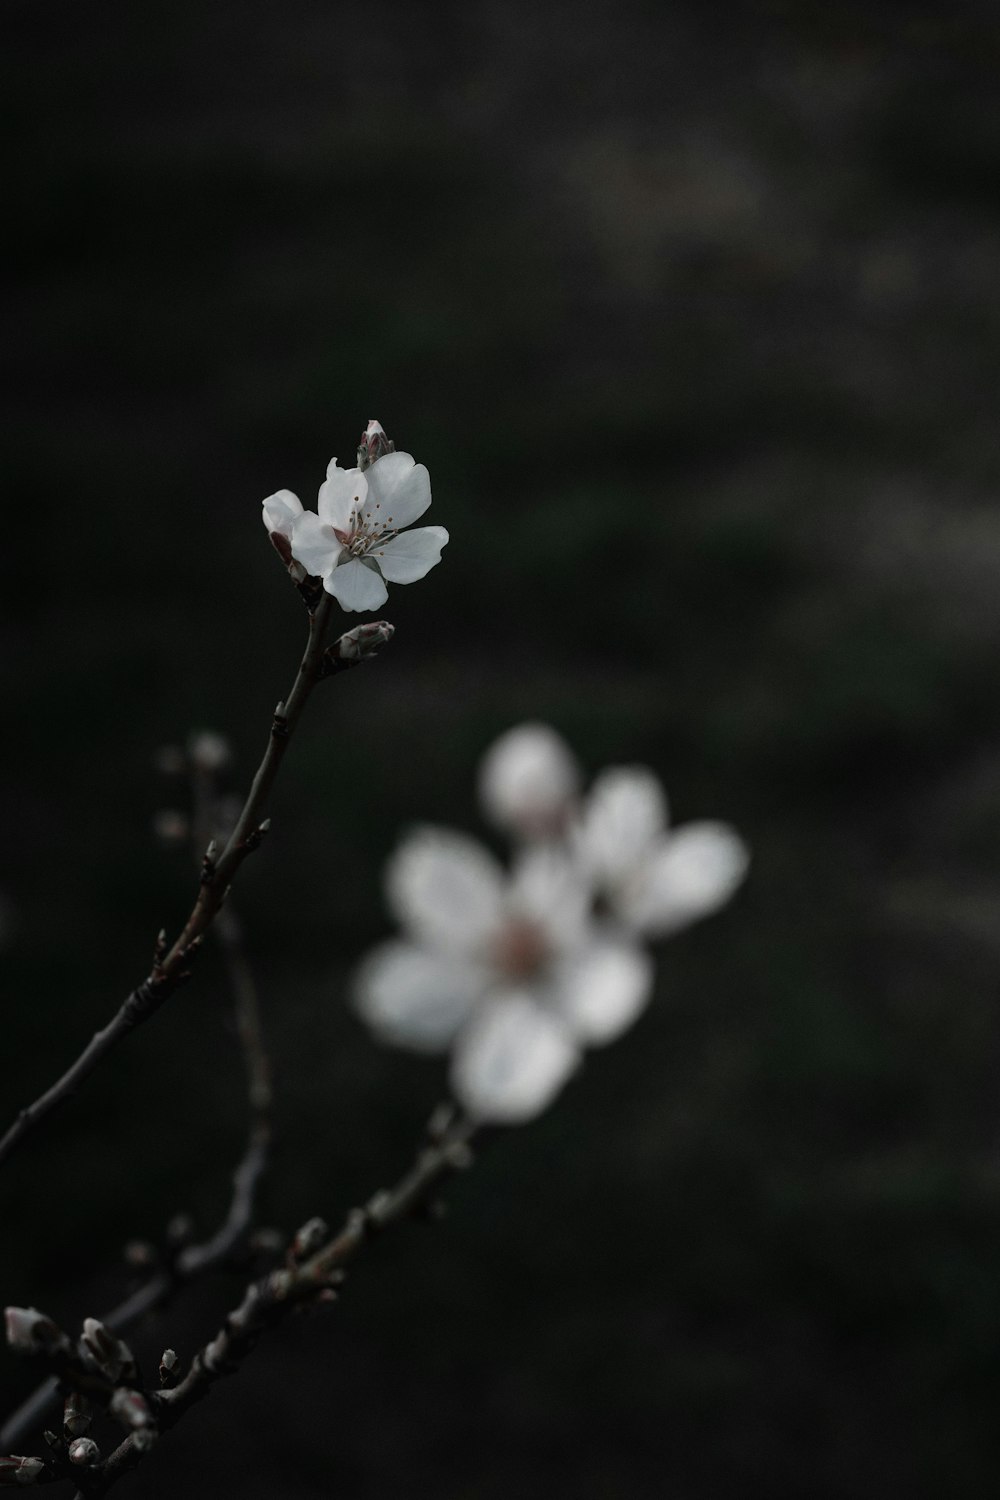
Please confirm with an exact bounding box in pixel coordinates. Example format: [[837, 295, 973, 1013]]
[[353, 827, 653, 1124], [276, 448, 447, 612], [576, 766, 749, 937], [261, 488, 303, 542], [478, 723, 581, 840]]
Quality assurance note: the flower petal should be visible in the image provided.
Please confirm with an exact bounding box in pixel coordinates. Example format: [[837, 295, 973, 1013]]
[[290, 511, 343, 577], [318, 463, 367, 533], [508, 844, 590, 953], [374, 526, 449, 584], [325, 558, 389, 612], [352, 940, 485, 1053], [552, 937, 653, 1045], [577, 767, 667, 887], [450, 992, 579, 1124], [478, 723, 581, 839], [622, 821, 750, 936], [262, 489, 303, 538], [386, 826, 505, 956], [364, 450, 432, 528]]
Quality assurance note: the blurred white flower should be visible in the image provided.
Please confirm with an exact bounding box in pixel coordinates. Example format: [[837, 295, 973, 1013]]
[[577, 766, 749, 937], [478, 723, 581, 840], [269, 446, 447, 612], [354, 827, 652, 1124]]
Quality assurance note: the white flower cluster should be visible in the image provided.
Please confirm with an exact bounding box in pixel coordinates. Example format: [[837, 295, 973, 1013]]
[[262, 422, 448, 612], [354, 725, 749, 1125]]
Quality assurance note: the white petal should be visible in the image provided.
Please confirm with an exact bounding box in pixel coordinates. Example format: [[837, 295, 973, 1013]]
[[508, 844, 590, 953], [552, 937, 653, 1045], [577, 766, 667, 886], [478, 723, 580, 839], [318, 464, 367, 533], [325, 558, 389, 612], [262, 489, 303, 538], [622, 822, 750, 936], [352, 941, 485, 1053], [364, 450, 432, 528], [374, 526, 449, 584], [290, 511, 343, 577], [386, 827, 505, 956], [450, 992, 579, 1124]]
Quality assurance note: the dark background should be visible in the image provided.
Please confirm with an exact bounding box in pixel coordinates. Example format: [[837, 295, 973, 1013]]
[[3, 2, 1000, 1495]]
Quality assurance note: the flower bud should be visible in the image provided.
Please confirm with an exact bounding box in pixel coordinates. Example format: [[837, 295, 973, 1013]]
[[158, 1348, 179, 1387], [289, 1217, 328, 1264], [108, 1388, 152, 1433], [356, 419, 395, 471], [79, 1319, 135, 1384], [0, 1455, 45, 1485], [322, 621, 395, 675], [67, 1438, 99, 1467], [4, 1308, 62, 1356], [63, 1392, 93, 1438]]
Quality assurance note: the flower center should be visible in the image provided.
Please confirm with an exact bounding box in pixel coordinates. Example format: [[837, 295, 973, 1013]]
[[335, 503, 399, 560], [492, 917, 549, 981]]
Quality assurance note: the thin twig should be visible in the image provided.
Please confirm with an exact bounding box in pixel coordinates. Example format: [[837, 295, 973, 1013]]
[[1, 851, 275, 1452], [82, 1109, 476, 1497], [0, 597, 334, 1170]]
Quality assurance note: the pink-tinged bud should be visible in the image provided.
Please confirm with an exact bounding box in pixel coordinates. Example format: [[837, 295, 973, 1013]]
[[322, 621, 395, 676], [63, 1392, 93, 1438], [0, 1455, 45, 1485], [67, 1438, 99, 1467], [4, 1308, 61, 1356], [289, 1217, 328, 1265], [108, 1388, 152, 1432], [356, 419, 395, 471]]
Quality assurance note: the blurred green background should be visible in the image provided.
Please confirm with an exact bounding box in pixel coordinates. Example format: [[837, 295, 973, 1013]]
[[4, 2, 1000, 1495]]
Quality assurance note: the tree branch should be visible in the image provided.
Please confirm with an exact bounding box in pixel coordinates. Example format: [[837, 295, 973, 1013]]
[[83, 1108, 476, 1497], [0, 597, 336, 1169]]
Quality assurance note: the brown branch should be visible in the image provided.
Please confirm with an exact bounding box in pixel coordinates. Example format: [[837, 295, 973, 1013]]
[[0, 598, 341, 1170], [1, 885, 274, 1453], [83, 1108, 476, 1497]]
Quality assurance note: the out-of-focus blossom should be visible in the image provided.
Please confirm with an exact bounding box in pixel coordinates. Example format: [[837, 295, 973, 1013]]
[[577, 766, 749, 937], [478, 723, 581, 840], [187, 731, 231, 773], [354, 828, 652, 1124], [354, 726, 748, 1126]]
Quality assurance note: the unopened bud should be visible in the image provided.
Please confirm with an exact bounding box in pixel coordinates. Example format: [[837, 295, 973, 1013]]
[[322, 621, 395, 675], [79, 1319, 134, 1384], [356, 419, 394, 470], [4, 1308, 62, 1356], [188, 731, 230, 773], [0, 1455, 45, 1485], [289, 1217, 328, 1264], [63, 1392, 93, 1438], [108, 1388, 152, 1433], [158, 1348, 179, 1387], [67, 1438, 99, 1467]]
